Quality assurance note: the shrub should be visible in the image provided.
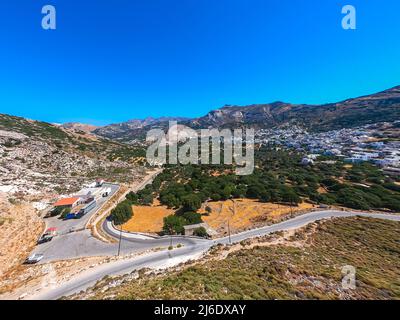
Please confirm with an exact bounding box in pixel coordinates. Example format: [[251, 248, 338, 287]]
[[60, 207, 71, 220], [182, 211, 203, 224], [111, 200, 133, 225], [193, 227, 208, 238]]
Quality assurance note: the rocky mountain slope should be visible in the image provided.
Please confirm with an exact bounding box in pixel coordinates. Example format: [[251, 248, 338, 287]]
[[61, 122, 98, 133], [0, 114, 145, 198], [93, 117, 188, 141], [94, 86, 400, 142]]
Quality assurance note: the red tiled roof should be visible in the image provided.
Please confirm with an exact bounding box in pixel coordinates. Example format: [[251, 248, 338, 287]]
[[53, 197, 80, 207]]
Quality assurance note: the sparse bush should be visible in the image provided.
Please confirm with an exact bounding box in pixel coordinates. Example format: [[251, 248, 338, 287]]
[[193, 227, 208, 238]]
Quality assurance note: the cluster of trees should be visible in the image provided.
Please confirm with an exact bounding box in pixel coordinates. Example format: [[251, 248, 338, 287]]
[[157, 166, 302, 210], [121, 147, 400, 229], [110, 200, 133, 225], [314, 182, 400, 211], [162, 211, 203, 235], [126, 185, 154, 206], [256, 148, 400, 211]]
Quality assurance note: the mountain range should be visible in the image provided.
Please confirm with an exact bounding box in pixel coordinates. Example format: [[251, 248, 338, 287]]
[[90, 85, 400, 141]]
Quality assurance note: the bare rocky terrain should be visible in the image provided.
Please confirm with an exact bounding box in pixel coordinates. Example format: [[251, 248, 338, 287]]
[[0, 114, 146, 197], [0, 114, 147, 285], [0, 193, 43, 278]]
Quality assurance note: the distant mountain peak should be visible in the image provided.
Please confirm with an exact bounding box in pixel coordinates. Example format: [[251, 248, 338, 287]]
[[62, 122, 98, 133], [93, 85, 400, 141]]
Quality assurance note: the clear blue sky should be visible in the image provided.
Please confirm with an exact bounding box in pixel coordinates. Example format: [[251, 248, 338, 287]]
[[0, 0, 399, 125]]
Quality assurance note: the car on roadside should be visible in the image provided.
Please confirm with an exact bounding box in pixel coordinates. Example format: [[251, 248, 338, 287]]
[[102, 187, 112, 197], [37, 227, 58, 244], [25, 253, 44, 264]]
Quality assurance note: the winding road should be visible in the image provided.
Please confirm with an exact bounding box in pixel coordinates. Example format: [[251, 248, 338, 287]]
[[28, 210, 400, 300]]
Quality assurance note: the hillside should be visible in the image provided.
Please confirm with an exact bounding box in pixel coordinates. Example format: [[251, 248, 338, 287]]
[[94, 86, 400, 142], [0, 113, 145, 197], [93, 117, 188, 141], [192, 86, 400, 131], [71, 216, 400, 300], [61, 122, 98, 133]]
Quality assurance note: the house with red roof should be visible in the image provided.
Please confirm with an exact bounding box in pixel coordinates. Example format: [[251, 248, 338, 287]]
[[53, 197, 81, 208]]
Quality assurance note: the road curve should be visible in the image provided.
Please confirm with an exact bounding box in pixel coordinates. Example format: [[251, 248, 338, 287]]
[[28, 210, 400, 300]]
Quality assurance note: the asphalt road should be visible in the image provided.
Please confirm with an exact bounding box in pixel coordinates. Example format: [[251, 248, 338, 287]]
[[28, 210, 400, 300]]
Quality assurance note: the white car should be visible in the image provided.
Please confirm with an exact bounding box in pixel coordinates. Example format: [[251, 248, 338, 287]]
[[25, 253, 44, 264]]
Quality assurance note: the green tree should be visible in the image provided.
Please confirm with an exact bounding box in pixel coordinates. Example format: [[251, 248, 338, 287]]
[[163, 215, 186, 235], [193, 227, 208, 238], [111, 200, 133, 225], [182, 194, 202, 212], [126, 192, 138, 204], [60, 207, 71, 220], [182, 212, 203, 224], [280, 188, 301, 204]]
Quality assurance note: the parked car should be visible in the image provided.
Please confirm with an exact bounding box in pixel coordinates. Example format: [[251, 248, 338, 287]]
[[25, 253, 44, 264], [65, 213, 78, 220], [102, 188, 111, 197], [37, 227, 57, 244]]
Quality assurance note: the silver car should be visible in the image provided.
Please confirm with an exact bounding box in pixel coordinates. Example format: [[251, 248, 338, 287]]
[[25, 253, 44, 264]]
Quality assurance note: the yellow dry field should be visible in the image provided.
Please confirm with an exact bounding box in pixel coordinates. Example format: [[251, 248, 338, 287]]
[[121, 204, 174, 234], [121, 198, 315, 236], [202, 199, 315, 235]]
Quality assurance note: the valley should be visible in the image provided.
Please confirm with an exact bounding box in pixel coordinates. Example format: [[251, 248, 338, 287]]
[[0, 85, 400, 300]]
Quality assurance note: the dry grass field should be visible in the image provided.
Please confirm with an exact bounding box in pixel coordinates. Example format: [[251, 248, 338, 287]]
[[121, 198, 315, 235], [202, 199, 314, 235], [121, 200, 174, 234]]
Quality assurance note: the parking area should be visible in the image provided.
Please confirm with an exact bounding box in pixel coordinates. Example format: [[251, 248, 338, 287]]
[[43, 183, 118, 235], [29, 183, 119, 263]]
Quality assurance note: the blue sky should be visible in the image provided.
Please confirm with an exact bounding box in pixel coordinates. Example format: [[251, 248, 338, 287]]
[[0, 0, 399, 125]]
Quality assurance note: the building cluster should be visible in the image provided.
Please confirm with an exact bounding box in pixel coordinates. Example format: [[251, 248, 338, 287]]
[[51, 179, 110, 219], [256, 122, 400, 176]]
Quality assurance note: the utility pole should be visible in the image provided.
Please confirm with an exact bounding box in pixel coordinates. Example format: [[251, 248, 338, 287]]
[[169, 226, 173, 249], [228, 219, 231, 244], [117, 225, 122, 256]]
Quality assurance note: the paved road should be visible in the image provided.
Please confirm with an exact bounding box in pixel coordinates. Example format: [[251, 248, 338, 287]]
[[28, 210, 400, 300], [216, 210, 400, 245]]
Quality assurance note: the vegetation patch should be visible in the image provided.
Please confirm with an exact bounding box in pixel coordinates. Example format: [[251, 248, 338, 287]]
[[87, 217, 400, 300]]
